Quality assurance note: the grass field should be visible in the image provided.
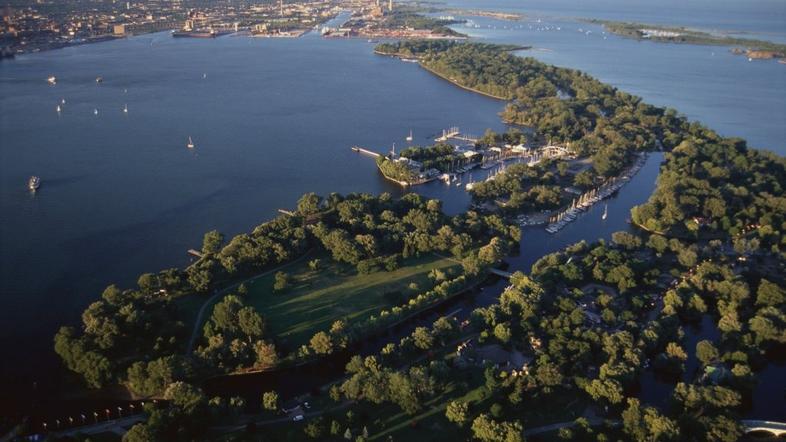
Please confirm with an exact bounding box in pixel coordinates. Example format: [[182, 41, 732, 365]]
[[189, 253, 460, 351]]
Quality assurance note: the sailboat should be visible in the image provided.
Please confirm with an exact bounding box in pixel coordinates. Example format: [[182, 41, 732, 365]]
[[601, 203, 608, 220], [187, 136, 195, 149], [406, 130, 413, 142]]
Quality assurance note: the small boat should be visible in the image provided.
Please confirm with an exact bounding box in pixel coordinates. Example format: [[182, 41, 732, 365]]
[[96, 76, 103, 83], [601, 203, 608, 220], [123, 104, 128, 113], [187, 136, 195, 149], [61, 98, 66, 104], [28, 176, 41, 191], [202, 73, 207, 79], [406, 130, 413, 142], [56, 104, 61, 113], [94, 108, 99, 115], [47, 76, 57, 85]]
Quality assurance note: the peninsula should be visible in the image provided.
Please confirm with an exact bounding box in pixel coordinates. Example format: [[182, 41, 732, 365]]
[[35, 41, 785, 442]]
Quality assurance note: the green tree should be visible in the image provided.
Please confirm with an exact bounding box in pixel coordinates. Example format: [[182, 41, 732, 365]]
[[446, 400, 469, 426], [622, 398, 679, 441], [471, 414, 523, 442], [262, 390, 279, 412], [273, 271, 289, 292], [412, 327, 434, 350], [254, 341, 278, 369], [304, 417, 325, 438], [696, 340, 719, 365], [310, 331, 335, 355], [122, 423, 156, 442], [202, 230, 224, 255], [756, 279, 784, 307], [297, 192, 321, 215], [164, 382, 206, 415], [237, 306, 264, 340]]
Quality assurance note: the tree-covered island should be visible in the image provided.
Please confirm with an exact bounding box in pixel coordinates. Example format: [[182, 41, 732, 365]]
[[44, 41, 785, 442], [585, 19, 786, 62]]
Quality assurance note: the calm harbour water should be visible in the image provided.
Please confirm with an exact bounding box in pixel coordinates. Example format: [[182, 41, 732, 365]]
[[0, 0, 784, 421]]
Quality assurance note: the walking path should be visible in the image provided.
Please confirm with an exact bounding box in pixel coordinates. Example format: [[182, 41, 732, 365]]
[[49, 415, 145, 438]]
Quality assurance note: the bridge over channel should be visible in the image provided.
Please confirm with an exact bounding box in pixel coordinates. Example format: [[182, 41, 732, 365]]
[[490, 268, 514, 278], [741, 420, 786, 437]]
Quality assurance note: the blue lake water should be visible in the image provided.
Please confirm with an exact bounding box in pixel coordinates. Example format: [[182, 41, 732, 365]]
[[0, 0, 784, 420]]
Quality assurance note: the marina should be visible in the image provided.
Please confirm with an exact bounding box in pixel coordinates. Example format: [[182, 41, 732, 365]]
[[544, 153, 648, 234]]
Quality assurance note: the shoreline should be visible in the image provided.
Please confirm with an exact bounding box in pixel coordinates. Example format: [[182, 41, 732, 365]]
[[418, 62, 510, 100]]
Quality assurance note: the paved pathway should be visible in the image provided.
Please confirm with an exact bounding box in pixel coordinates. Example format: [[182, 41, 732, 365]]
[[49, 415, 145, 438]]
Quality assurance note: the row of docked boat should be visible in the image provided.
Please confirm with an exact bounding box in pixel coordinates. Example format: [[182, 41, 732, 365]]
[[545, 153, 648, 234]]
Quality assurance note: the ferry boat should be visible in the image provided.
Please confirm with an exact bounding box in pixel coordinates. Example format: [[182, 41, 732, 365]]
[[28, 176, 41, 191], [187, 136, 195, 149], [47, 76, 57, 85]]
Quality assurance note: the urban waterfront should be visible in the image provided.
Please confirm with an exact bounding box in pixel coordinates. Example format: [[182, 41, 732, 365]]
[[1, 0, 785, 435]]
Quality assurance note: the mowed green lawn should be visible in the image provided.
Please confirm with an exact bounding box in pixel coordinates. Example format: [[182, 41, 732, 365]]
[[246, 254, 460, 349], [187, 253, 460, 351]]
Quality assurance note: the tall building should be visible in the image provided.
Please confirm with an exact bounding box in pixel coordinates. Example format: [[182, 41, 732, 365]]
[[388, 0, 393, 12]]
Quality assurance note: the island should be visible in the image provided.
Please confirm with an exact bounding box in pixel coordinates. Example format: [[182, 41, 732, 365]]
[[39, 42, 784, 442], [586, 19, 786, 62]]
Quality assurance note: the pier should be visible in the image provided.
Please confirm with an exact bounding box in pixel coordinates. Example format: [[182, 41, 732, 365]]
[[351, 146, 382, 157], [434, 126, 478, 143], [435, 126, 460, 142]]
